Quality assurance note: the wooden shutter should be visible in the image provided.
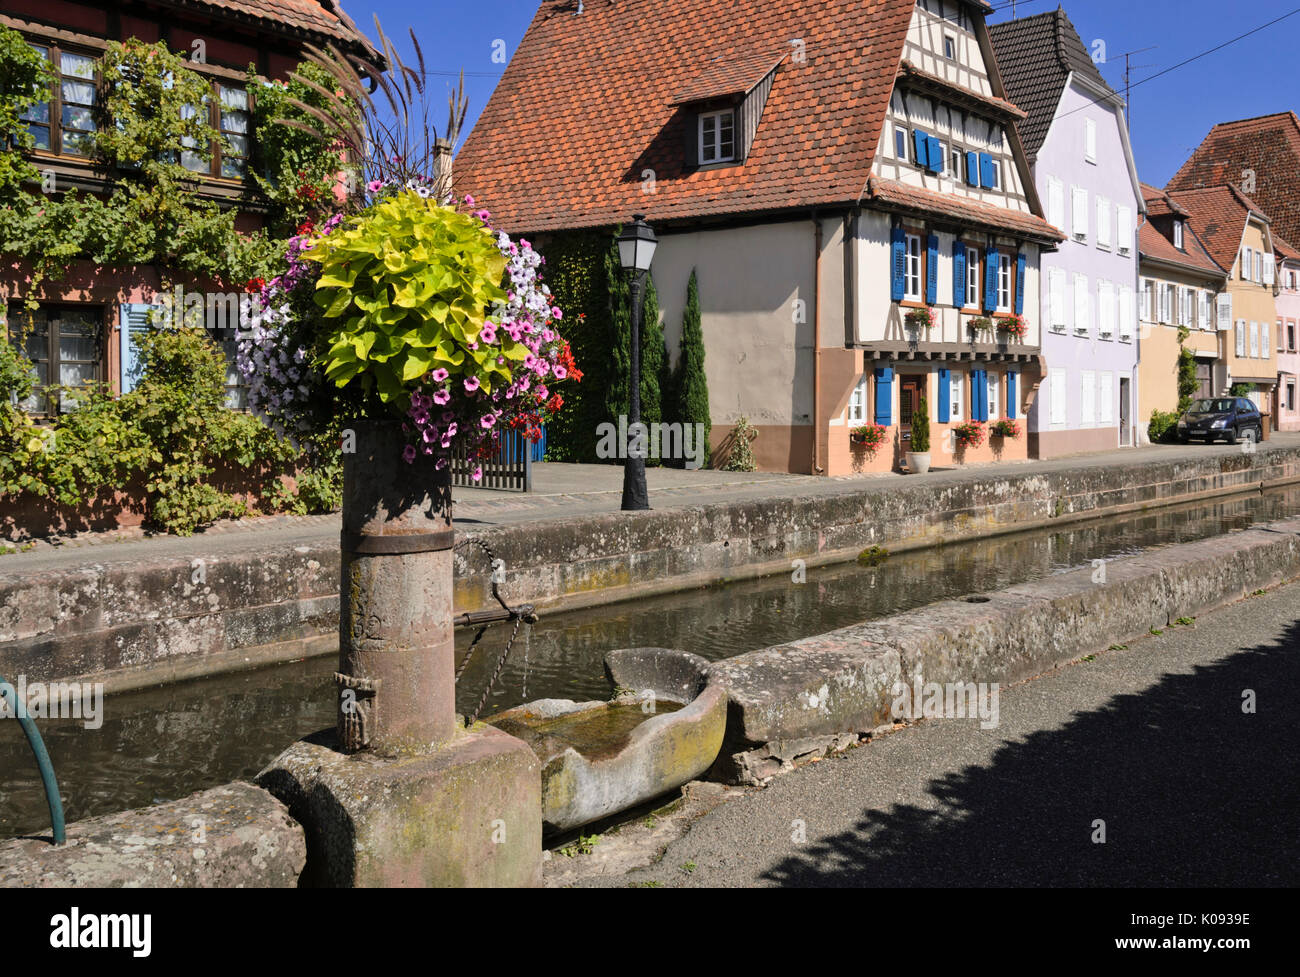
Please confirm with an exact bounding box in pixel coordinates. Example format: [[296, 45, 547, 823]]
[[913, 129, 929, 166], [874, 367, 893, 425], [1007, 371, 1017, 419], [983, 248, 999, 313], [1014, 252, 1026, 315], [1072, 186, 1088, 241], [979, 153, 994, 189], [1074, 274, 1089, 334], [890, 226, 906, 302], [952, 241, 967, 308], [926, 233, 939, 305], [926, 135, 942, 173], [1118, 206, 1134, 253], [938, 368, 951, 419], [966, 151, 979, 187], [1217, 294, 1232, 332], [119, 303, 153, 394], [1048, 177, 1064, 230]]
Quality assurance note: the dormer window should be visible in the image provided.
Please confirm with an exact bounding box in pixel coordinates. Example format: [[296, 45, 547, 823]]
[[1173, 220, 1184, 250], [698, 110, 735, 164]]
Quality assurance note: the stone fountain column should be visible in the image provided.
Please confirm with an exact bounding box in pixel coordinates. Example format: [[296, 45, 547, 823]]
[[257, 423, 541, 887]]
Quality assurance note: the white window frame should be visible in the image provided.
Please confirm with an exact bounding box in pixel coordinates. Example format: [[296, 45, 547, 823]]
[[847, 374, 868, 423], [949, 372, 964, 422], [987, 372, 1000, 420], [1100, 371, 1114, 425], [904, 233, 923, 301], [1117, 205, 1133, 255], [1096, 196, 1112, 250], [1080, 369, 1097, 426], [1049, 267, 1066, 332], [1119, 285, 1134, 341], [1250, 320, 1259, 358], [1084, 118, 1097, 162], [965, 246, 980, 308], [1098, 280, 1115, 338], [1262, 320, 1270, 355], [1071, 186, 1089, 243], [699, 109, 735, 164], [1049, 368, 1067, 425], [996, 253, 1012, 313], [1236, 319, 1246, 356], [1073, 273, 1090, 335], [1173, 220, 1184, 250], [1047, 176, 1065, 231]]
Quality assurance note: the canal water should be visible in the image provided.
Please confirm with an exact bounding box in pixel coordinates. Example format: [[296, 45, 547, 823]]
[[3, 486, 1299, 840]]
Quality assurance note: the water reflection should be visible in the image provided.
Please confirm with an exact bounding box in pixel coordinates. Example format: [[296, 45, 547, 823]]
[[2, 487, 1297, 839]]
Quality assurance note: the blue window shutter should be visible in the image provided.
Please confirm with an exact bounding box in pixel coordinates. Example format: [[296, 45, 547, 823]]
[[927, 135, 942, 173], [874, 367, 893, 426], [979, 370, 989, 421], [979, 153, 994, 189], [119, 303, 151, 394], [952, 242, 966, 307], [1008, 371, 1018, 419], [926, 233, 939, 305], [983, 249, 999, 313], [1015, 253, 1026, 315], [890, 227, 906, 301], [913, 129, 928, 166], [966, 151, 979, 187], [938, 368, 951, 419]]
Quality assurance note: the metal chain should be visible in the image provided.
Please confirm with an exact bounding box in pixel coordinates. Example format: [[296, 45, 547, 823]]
[[454, 536, 530, 726], [466, 612, 524, 726]]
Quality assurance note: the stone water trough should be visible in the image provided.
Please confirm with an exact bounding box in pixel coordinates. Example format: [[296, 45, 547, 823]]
[[487, 647, 726, 834]]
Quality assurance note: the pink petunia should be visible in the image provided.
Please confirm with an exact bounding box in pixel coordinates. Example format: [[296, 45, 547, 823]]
[[479, 324, 497, 344], [431, 368, 449, 383], [464, 376, 481, 393], [553, 365, 567, 380], [433, 389, 451, 406], [481, 413, 496, 429], [402, 444, 417, 464]]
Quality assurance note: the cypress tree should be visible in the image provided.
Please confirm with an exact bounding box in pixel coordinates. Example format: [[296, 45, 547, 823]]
[[604, 237, 631, 437], [639, 275, 664, 466], [676, 269, 711, 468]]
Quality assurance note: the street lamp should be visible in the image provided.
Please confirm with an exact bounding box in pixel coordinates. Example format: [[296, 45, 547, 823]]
[[618, 214, 657, 511]]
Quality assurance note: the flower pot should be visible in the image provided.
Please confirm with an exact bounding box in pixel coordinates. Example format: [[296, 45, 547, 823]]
[[906, 451, 931, 474]]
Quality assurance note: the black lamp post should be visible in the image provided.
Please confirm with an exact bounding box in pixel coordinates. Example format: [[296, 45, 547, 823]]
[[618, 214, 657, 511]]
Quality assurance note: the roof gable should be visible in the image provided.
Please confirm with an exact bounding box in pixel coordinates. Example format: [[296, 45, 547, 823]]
[[988, 9, 1115, 163], [1167, 112, 1300, 248], [1166, 185, 1266, 274], [454, 0, 920, 233]]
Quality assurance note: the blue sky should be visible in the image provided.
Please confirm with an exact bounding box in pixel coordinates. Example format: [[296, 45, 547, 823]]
[[347, 0, 1300, 187]]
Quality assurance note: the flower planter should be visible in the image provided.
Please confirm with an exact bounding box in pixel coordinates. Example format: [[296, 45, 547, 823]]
[[906, 450, 932, 474]]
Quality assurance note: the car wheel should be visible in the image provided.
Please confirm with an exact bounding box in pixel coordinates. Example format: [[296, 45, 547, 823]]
[[1228, 428, 1240, 445]]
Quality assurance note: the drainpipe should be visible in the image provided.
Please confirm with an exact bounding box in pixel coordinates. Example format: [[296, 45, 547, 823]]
[[812, 212, 824, 474]]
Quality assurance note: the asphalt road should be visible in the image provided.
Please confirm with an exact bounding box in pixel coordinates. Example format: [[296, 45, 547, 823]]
[[585, 580, 1300, 888]]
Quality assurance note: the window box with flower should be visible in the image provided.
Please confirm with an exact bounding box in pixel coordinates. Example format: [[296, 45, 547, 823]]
[[953, 420, 985, 449], [990, 419, 1021, 439], [904, 306, 937, 332], [849, 422, 888, 455], [996, 313, 1028, 341], [966, 316, 992, 340]]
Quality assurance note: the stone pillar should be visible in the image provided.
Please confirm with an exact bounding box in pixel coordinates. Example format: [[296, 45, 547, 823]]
[[338, 421, 455, 754]]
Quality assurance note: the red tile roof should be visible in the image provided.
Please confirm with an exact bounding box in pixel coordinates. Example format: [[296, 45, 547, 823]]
[[1137, 184, 1225, 276], [669, 52, 789, 106], [1167, 184, 1269, 275], [895, 61, 1027, 121], [455, 0, 922, 233], [865, 178, 1064, 243], [1274, 234, 1300, 263], [165, 0, 377, 57], [1167, 112, 1300, 248]]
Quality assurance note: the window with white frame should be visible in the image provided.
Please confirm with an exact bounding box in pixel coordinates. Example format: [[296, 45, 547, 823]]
[[1098, 280, 1115, 337], [904, 233, 923, 301], [1250, 320, 1259, 357], [1117, 205, 1133, 254], [1074, 273, 1089, 334], [966, 247, 980, 307], [1048, 177, 1065, 230], [1096, 197, 1112, 250], [1254, 251, 1262, 283], [1100, 372, 1114, 424], [1071, 186, 1089, 242], [699, 110, 735, 164], [1199, 291, 1211, 330], [1050, 268, 1066, 331], [1119, 285, 1134, 341], [987, 372, 1000, 420], [944, 34, 957, 60], [997, 253, 1012, 312], [1264, 253, 1274, 285], [990, 159, 1001, 189], [1262, 320, 1270, 355], [1236, 319, 1246, 356], [895, 124, 908, 160], [1084, 118, 1097, 162], [949, 371, 964, 421], [848, 374, 868, 423], [1141, 278, 1152, 321], [1049, 368, 1067, 425], [1173, 220, 1184, 250], [1081, 370, 1097, 425]]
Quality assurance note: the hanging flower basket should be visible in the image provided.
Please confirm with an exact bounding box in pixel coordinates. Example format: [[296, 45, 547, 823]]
[[850, 423, 889, 454], [990, 419, 1021, 439], [905, 307, 937, 330], [967, 315, 993, 338], [997, 313, 1028, 341], [953, 420, 985, 449]]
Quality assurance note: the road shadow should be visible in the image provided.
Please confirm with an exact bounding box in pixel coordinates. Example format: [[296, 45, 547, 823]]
[[761, 617, 1300, 887]]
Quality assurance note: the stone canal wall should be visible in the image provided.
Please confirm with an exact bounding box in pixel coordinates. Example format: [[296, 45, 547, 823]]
[[3, 444, 1300, 690], [710, 515, 1300, 783]]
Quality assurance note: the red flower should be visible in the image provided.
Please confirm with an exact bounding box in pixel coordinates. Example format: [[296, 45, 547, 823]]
[[545, 393, 564, 412], [297, 220, 316, 237], [244, 277, 265, 293]]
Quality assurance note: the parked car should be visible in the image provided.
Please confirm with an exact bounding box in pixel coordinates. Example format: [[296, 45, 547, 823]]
[[1176, 398, 1263, 444]]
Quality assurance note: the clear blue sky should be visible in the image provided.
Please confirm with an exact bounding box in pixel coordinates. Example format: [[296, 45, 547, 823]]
[[347, 0, 1300, 187]]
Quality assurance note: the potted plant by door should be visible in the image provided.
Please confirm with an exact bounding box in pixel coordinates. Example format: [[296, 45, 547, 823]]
[[907, 395, 932, 474]]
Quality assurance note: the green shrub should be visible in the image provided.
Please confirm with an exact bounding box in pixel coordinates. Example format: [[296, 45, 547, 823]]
[[677, 270, 710, 467], [1148, 408, 1181, 444], [912, 395, 931, 453]]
